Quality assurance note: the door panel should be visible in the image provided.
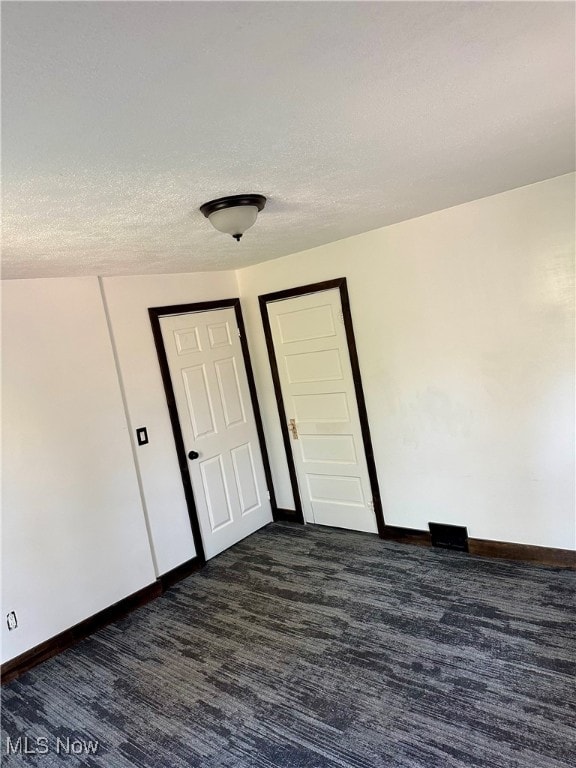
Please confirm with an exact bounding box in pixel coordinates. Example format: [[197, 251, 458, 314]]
[[207, 321, 232, 348], [215, 357, 246, 427], [175, 327, 201, 354], [300, 434, 358, 464], [276, 303, 336, 343], [231, 443, 261, 514], [201, 455, 233, 531], [284, 348, 343, 383], [293, 392, 350, 423], [266, 289, 377, 533], [182, 365, 217, 438], [307, 474, 365, 504], [160, 307, 272, 559]]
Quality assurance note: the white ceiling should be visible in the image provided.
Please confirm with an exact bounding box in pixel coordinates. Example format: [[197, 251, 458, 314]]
[[2, 1, 574, 280]]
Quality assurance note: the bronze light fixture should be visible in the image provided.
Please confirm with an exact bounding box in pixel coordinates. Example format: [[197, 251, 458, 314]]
[[200, 194, 266, 241]]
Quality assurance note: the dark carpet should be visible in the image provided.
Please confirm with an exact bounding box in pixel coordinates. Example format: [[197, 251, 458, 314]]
[[2, 523, 575, 767]]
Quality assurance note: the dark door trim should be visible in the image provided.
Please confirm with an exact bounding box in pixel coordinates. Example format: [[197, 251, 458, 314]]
[[258, 278, 386, 536], [149, 298, 278, 565]]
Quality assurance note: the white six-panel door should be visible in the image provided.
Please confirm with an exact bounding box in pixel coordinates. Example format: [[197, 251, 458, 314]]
[[266, 289, 378, 533], [160, 307, 272, 559]]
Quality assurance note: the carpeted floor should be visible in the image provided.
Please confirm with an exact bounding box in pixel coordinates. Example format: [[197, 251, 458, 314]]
[[2, 522, 575, 767]]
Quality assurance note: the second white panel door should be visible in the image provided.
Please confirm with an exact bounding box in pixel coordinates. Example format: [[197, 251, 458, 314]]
[[266, 288, 378, 533], [160, 307, 272, 559]]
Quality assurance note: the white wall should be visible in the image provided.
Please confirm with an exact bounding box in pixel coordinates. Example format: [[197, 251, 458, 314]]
[[237, 174, 575, 550], [101, 271, 239, 575], [2, 277, 156, 663]]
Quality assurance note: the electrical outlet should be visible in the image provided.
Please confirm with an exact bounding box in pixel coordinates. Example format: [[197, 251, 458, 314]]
[[7, 611, 18, 631]]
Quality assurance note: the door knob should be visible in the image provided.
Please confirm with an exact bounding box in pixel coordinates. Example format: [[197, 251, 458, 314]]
[[188, 450, 200, 460]]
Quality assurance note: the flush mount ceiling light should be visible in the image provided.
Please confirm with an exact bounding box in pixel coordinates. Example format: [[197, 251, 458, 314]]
[[200, 194, 266, 241]]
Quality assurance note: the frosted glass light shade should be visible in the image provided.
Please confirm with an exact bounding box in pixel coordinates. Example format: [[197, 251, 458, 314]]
[[200, 194, 266, 241], [208, 205, 258, 238]]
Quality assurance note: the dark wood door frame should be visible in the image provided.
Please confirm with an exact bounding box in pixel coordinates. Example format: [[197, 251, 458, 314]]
[[258, 278, 386, 537], [149, 298, 278, 565]]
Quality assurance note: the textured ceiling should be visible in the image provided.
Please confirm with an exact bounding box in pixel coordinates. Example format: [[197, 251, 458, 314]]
[[2, 1, 575, 279]]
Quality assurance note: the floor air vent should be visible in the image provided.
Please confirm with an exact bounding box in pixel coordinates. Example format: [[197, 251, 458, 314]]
[[428, 523, 469, 552]]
